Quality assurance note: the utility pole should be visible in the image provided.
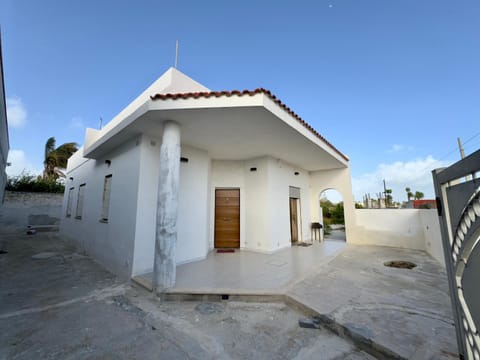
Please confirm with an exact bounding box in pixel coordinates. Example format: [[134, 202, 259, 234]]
[[458, 137, 472, 181], [457, 137, 465, 159]]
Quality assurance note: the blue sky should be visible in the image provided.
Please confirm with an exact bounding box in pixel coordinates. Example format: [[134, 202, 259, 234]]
[[1, 0, 479, 202]]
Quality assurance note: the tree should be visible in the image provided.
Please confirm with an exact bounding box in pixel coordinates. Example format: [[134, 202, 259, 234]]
[[414, 191, 424, 200], [385, 189, 393, 207], [331, 202, 345, 224], [43, 137, 78, 180], [320, 199, 333, 220], [405, 187, 413, 201]]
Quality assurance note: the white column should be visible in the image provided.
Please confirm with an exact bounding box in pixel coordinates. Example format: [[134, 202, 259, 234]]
[[153, 121, 181, 291]]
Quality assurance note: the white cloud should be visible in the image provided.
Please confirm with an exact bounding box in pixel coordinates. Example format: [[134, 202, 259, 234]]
[[352, 156, 451, 202], [388, 144, 414, 153], [6, 97, 27, 128], [6, 149, 42, 177], [70, 116, 85, 129]]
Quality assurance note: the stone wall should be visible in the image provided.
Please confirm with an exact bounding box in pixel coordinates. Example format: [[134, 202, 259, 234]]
[[0, 191, 63, 231]]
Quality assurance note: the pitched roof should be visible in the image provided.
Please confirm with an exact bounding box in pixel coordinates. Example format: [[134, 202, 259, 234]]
[[151, 88, 348, 162]]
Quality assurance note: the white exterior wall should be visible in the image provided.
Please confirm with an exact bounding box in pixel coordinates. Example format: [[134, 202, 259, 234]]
[[268, 158, 311, 249], [210, 157, 311, 253], [60, 137, 142, 278], [131, 135, 160, 276], [63, 137, 213, 278], [176, 146, 210, 265], [309, 167, 356, 241], [210, 160, 246, 249], [244, 157, 270, 251]]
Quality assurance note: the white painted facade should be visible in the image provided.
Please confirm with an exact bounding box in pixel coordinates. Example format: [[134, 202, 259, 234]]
[[60, 68, 354, 280]]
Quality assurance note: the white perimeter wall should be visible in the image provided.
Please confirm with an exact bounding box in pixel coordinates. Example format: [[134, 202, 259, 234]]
[[60, 137, 142, 278], [419, 210, 445, 266], [352, 209, 445, 266]]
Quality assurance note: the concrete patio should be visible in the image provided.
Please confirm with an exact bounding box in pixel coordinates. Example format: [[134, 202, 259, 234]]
[[133, 240, 346, 295], [134, 240, 458, 360]]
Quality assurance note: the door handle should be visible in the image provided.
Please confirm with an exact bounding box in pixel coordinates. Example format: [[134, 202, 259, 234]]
[[223, 218, 231, 221]]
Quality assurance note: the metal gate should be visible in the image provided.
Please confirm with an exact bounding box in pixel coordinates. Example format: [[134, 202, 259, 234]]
[[432, 149, 480, 360]]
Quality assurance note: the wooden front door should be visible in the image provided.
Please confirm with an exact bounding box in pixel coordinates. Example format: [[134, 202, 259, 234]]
[[214, 189, 240, 248], [290, 198, 298, 243]]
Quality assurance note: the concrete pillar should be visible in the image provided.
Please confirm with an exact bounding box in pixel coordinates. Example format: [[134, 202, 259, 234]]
[[153, 121, 181, 291]]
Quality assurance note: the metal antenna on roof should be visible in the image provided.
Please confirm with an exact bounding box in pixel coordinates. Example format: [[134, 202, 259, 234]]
[[175, 40, 179, 69], [99, 117, 103, 129]]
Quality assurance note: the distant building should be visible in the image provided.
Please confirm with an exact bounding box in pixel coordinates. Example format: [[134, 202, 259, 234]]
[[0, 34, 9, 204], [413, 199, 437, 209]]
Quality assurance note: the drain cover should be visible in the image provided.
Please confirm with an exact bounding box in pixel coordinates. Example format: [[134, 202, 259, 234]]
[[384, 260, 417, 269], [195, 302, 225, 315]]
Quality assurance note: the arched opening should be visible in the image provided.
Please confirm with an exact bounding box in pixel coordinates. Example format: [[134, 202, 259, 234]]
[[319, 189, 346, 241]]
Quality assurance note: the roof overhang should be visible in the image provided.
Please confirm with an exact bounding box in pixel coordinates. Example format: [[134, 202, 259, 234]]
[[83, 92, 349, 171]]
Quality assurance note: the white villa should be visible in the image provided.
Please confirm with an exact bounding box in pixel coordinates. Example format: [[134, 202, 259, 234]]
[[60, 68, 446, 288], [59, 68, 363, 285]]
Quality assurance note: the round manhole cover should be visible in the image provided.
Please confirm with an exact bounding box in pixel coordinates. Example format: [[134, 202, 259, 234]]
[[384, 260, 417, 269]]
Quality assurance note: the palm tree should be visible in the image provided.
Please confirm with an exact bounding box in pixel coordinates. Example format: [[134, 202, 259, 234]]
[[414, 191, 424, 200], [405, 187, 413, 201], [43, 137, 78, 180], [385, 189, 393, 207]]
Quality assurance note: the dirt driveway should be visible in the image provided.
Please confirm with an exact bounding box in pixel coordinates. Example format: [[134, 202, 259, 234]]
[[0, 229, 373, 360]]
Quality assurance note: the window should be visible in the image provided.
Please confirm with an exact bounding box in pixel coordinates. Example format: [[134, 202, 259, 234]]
[[75, 184, 86, 219], [100, 175, 112, 222], [66, 187, 74, 217]]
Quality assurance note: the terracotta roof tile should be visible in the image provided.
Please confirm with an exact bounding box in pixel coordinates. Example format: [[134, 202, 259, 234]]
[[151, 89, 348, 162]]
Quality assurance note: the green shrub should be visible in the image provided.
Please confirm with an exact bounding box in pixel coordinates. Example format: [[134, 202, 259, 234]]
[[6, 173, 64, 193]]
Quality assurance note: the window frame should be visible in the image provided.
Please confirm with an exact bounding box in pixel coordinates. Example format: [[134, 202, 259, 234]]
[[75, 183, 86, 219], [66, 187, 74, 218], [100, 174, 112, 223]]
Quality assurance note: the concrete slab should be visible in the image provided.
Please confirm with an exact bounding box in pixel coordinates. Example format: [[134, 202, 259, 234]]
[[287, 245, 458, 360], [133, 240, 457, 359], [134, 240, 346, 294]]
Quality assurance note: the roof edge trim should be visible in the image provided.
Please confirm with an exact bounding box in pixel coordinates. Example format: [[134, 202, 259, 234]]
[[151, 88, 349, 162]]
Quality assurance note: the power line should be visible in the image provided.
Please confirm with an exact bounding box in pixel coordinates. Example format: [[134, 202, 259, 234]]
[[463, 131, 480, 146], [439, 147, 460, 161], [439, 131, 480, 160]]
